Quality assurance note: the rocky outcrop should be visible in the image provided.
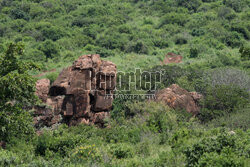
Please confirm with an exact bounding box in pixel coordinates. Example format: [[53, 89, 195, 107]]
[[34, 55, 117, 128], [155, 84, 202, 115], [162, 52, 182, 64]]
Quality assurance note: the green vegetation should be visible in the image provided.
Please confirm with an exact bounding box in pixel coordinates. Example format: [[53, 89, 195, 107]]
[[0, 43, 38, 143], [0, 0, 249, 166]]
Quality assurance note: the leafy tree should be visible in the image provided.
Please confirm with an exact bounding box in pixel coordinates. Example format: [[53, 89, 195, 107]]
[[0, 43, 38, 142], [41, 25, 64, 41], [223, 0, 248, 12], [38, 40, 60, 60], [239, 44, 250, 61], [189, 47, 199, 58], [159, 12, 188, 27], [176, 0, 202, 12]]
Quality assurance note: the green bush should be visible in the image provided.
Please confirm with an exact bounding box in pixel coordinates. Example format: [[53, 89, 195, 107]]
[[38, 40, 60, 60], [177, 0, 202, 12], [231, 23, 250, 40], [24, 49, 46, 62], [71, 144, 102, 163], [35, 127, 85, 157], [45, 72, 59, 84], [189, 47, 199, 58], [184, 130, 249, 167], [207, 106, 250, 130], [203, 68, 250, 92], [109, 143, 134, 159], [198, 151, 244, 167], [0, 150, 21, 166], [146, 108, 177, 134], [240, 44, 250, 61], [199, 85, 249, 122], [10, 7, 30, 21], [204, 85, 249, 112], [223, 0, 248, 12], [41, 26, 64, 41], [191, 28, 205, 36], [159, 12, 188, 27]]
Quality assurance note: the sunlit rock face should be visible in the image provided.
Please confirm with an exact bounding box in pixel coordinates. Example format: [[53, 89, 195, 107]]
[[34, 55, 117, 128], [155, 84, 202, 115]]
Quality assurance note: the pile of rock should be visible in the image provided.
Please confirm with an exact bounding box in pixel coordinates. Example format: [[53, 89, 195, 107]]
[[34, 55, 117, 128]]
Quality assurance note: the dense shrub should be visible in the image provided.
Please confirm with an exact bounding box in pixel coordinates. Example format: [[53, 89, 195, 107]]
[[24, 49, 46, 62], [184, 130, 249, 167], [189, 47, 199, 58], [109, 143, 134, 159], [198, 84, 249, 122], [203, 85, 249, 112], [240, 44, 250, 61], [10, 7, 30, 20], [35, 127, 85, 157], [176, 0, 202, 12], [208, 106, 250, 130], [159, 12, 188, 27], [41, 26, 64, 41], [38, 40, 60, 60], [0, 150, 21, 166], [70, 144, 102, 163], [174, 32, 191, 45], [223, 0, 248, 12], [231, 23, 250, 40], [203, 68, 250, 91]]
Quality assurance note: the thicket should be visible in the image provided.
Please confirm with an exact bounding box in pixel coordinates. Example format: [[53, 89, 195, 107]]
[[0, 0, 250, 166], [0, 0, 249, 70]]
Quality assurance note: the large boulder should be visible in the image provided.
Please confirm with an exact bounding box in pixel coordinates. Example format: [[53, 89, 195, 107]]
[[34, 55, 117, 128], [155, 84, 202, 115]]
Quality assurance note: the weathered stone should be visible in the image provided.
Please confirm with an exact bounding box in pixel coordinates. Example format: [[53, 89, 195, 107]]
[[155, 84, 201, 115], [92, 112, 110, 124], [190, 92, 203, 102], [72, 54, 102, 71], [162, 52, 183, 65], [93, 90, 113, 112], [35, 79, 50, 102], [34, 55, 116, 128], [49, 67, 72, 96]]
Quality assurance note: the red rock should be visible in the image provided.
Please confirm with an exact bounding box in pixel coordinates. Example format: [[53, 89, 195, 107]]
[[35, 79, 50, 102], [92, 112, 110, 124], [49, 67, 72, 96], [155, 84, 201, 115], [34, 55, 116, 128], [93, 90, 113, 112], [190, 92, 203, 102], [162, 52, 183, 64]]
